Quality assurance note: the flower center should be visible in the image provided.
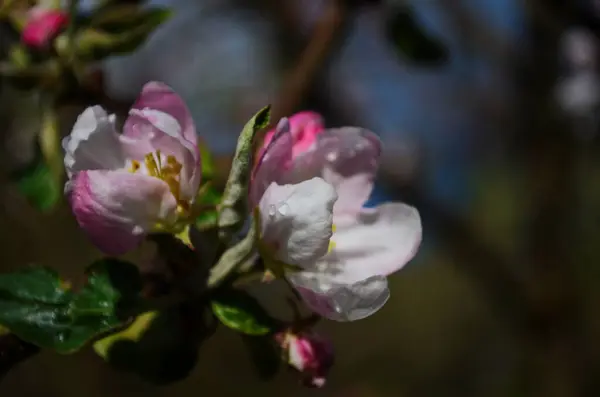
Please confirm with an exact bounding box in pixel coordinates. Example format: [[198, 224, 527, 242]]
[[128, 150, 189, 215]]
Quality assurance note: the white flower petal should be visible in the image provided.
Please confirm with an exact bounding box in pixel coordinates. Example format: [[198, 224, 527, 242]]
[[317, 202, 422, 285], [289, 127, 381, 215], [286, 202, 421, 321], [258, 177, 337, 267], [288, 273, 390, 321], [62, 106, 124, 178]]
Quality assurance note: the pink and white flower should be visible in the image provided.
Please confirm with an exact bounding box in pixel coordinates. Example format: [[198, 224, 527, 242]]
[[22, 5, 68, 48], [63, 82, 201, 255], [251, 112, 422, 321], [276, 330, 334, 388]]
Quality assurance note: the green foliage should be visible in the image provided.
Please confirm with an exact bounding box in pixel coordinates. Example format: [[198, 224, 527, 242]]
[[74, 7, 172, 61], [194, 140, 222, 230], [11, 148, 60, 212], [217, 106, 270, 240], [211, 289, 278, 336], [0, 259, 142, 353], [198, 139, 216, 181], [90, 4, 169, 31], [386, 6, 447, 65], [195, 183, 221, 230]]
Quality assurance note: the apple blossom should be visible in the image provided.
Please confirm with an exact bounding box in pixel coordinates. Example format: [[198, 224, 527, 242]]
[[63, 82, 201, 255], [251, 115, 422, 321]]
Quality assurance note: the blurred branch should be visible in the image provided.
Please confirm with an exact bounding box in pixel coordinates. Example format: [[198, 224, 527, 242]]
[[216, 0, 350, 185], [252, 0, 348, 148], [270, 1, 346, 122]]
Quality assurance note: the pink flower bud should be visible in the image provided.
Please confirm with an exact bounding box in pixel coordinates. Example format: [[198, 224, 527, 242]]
[[22, 7, 69, 48], [276, 331, 334, 387], [256, 111, 325, 169]]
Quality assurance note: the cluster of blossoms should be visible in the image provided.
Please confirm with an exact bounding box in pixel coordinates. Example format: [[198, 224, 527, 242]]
[[62, 82, 422, 385]]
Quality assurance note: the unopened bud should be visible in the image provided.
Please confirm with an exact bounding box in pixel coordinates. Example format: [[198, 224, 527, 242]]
[[22, 7, 69, 49], [276, 330, 334, 387]]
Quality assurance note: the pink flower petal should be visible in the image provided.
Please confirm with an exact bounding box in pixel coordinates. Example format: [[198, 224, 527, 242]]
[[289, 127, 381, 215], [69, 170, 177, 255], [258, 111, 325, 161], [123, 82, 201, 201], [250, 118, 293, 207], [125, 82, 197, 145]]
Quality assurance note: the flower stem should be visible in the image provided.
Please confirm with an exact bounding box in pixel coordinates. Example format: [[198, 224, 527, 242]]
[[207, 227, 257, 288]]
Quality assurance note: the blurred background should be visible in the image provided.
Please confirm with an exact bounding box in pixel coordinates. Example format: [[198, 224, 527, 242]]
[[1, 0, 600, 396]]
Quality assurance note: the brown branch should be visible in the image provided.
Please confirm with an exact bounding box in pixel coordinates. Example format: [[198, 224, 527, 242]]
[[251, 0, 348, 154], [267, 0, 347, 124], [210, 0, 349, 186]]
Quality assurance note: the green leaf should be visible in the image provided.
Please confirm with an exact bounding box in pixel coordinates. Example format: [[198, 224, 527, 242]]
[[93, 305, 213, 385], [195, 182, 222, 230], [11, 149, 60, 212], [91, 6, 172, 33], [198, 139, 216, 181], [75, 8, 172, 61], [0, 259, 142, 353], [211, 290, 277, 336], [192, 139, 222, 231], [217, 106, 270, 240], [386, 6, 447, 65], [196, 210, 218, 231]]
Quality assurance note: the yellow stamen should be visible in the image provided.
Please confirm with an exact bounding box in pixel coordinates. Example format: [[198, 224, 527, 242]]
[[165, 175, 180, 201], [328, 240, 336, 253], [155, 150, 162, 170], [129, 160, 141, 173], [165, 155, 182, 174], [135, 151, 189, 233], [144, 153, 160, 177]]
